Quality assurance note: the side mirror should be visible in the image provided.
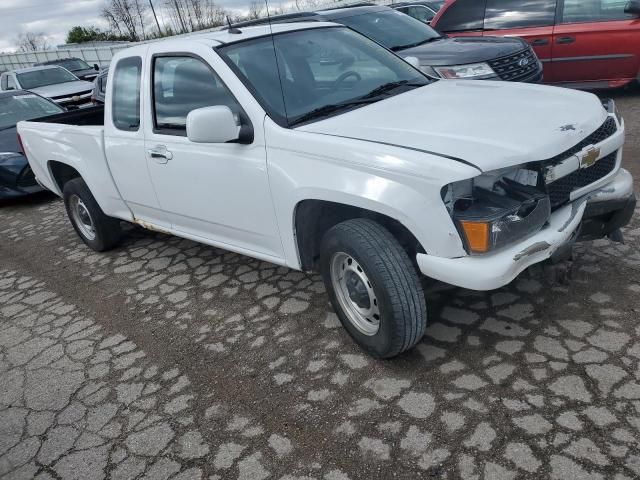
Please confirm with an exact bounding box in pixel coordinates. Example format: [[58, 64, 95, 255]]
[[404, 56, 421, 69], [187, 106, 240, 143], [625, 0, 640, 14], [94, 64, 100, 71]]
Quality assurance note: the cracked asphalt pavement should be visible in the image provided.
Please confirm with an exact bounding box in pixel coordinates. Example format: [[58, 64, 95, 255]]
[[1, 90, 640, 480]]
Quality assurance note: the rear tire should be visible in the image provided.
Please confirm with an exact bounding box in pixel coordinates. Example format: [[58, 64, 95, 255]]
[[63, 177, 122, 252], [320, 218, 427, 359]]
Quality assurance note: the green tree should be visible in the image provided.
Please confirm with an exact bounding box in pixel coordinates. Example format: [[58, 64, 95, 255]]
[[65, 26, 129, 44]]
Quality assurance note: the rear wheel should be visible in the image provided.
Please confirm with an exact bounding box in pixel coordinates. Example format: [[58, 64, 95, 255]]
[[320, 218, 427, 359], [63, 177, 122, 252]]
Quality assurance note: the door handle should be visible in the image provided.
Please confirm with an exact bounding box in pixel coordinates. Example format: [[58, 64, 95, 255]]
[[556, 36, 576, 44], [147, 146, 173, 164], [531, 38, 549, 46]]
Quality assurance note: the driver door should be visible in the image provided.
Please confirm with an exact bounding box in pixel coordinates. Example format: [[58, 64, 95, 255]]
[[142, 43, 284, 260]]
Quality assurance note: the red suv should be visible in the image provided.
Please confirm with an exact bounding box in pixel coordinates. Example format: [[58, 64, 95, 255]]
[[431, 0, 640, 88]]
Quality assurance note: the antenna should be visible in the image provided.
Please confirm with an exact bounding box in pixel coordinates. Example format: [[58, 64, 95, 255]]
[[227, 16, 242, 34]]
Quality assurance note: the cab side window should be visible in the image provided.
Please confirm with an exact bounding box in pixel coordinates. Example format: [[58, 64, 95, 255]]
[[112, 56, 142, 132], [561, 0, 634, 23], [152, 55, 241, 135], [484, 0, 557, 29]]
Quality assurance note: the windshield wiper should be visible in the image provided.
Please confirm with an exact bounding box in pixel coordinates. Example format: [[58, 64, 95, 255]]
[[391, 37, 443, 51], [359, 80, 425, 99], [289, 99, 377, 126]]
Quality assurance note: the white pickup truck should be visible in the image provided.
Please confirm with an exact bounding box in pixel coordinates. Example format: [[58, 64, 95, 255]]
[[18, 23, 636, 358]]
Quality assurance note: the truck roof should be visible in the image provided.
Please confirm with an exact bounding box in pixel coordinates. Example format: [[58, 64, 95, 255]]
[[110, 22, 341, 62], [196, 21, 338, 44]]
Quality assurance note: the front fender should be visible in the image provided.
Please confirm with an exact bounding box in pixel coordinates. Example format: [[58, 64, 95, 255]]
[[264, 119, 479, 269]]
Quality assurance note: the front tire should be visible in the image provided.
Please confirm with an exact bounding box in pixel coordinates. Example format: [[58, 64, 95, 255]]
[[320, 219, 427, 359], [63, 177, 122, 252]]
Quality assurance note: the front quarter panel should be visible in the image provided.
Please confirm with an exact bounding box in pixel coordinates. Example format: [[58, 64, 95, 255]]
[[264, 118, 480, 269]]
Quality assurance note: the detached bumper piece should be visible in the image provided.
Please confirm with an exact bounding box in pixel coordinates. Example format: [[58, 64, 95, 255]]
[[453, 179, 550, 255], [581, 194, 636, 242]]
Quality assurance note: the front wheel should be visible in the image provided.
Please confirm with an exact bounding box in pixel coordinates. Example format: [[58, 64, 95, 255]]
[[320, 219, 427, 359], [63, 177, 122, 252]]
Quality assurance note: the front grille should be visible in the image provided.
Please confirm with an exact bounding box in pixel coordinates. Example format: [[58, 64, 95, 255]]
[[51, 90, 92, 100], [547, 151, 617, 208], [547, 117, 617, 164], [488, 48, 541, 82], [17, 165, 37, 188]]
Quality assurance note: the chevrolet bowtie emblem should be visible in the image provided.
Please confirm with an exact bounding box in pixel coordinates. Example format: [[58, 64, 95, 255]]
[[580, 146, 600, 168]]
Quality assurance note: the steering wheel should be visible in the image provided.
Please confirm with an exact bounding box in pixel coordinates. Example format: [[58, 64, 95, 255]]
[[332, 71, 362, 90]]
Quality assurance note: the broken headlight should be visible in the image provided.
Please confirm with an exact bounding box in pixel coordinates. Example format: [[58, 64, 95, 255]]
[[443, 167, 551, 255], [602, 98, 622, 125]]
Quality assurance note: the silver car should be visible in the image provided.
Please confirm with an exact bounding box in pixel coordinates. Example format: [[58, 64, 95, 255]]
[[0, 65, 94, 109]]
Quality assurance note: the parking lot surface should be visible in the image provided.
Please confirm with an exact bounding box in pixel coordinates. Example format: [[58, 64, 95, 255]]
[[1, 90, 640, 480]]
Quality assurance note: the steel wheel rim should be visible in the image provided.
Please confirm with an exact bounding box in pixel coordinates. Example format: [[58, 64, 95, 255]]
[[69, 194, 96, 241], [330, 252, 380, 336]]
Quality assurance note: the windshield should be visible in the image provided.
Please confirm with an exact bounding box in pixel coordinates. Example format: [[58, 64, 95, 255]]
[[337, 10, 441, 51], [219, 27, 428, 127], [0, 94, 63, 130], [17, 67, 78, 89], [55, 59, 92, 71]]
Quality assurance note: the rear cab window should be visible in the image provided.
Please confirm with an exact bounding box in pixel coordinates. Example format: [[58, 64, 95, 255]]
[[112, 56, 142, 132]]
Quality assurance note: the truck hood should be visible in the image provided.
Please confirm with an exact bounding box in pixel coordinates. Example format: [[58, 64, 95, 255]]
[[28, 80, 94, 98], [297, 80, 608, 172], [400, 35, 528, 66]]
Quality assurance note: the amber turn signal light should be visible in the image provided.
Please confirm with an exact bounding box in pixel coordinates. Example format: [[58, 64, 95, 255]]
[[459, 221, 490, 254]]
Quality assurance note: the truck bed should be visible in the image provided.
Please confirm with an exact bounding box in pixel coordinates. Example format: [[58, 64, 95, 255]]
[[37, 105, 104, 126], [17, 104, 130, 221]]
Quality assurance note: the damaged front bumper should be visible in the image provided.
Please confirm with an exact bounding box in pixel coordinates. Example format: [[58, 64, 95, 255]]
[[417, 168, 636, 291]]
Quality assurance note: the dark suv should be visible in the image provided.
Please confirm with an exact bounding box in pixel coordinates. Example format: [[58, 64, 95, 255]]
[[234, 5, 542, 83], [34, 57, 100, 82]]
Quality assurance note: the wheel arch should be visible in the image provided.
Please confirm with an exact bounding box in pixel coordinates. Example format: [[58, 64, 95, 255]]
[[293, 199, 426, 272], [48, 160, 82, 194]]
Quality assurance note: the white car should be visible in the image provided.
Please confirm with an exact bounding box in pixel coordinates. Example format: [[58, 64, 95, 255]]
[[1, 66, 94, 109], [17, 23, 635, 358]]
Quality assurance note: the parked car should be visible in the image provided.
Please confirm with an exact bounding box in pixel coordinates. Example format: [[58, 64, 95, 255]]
[[34, 57, 100, 82], [91, 67, 109, 105], [234, 6, 543, 82], [0, 90, 65, 198], [430, 0, 640, 89], [0, 66, 94, 108], [390, 1, 445, 24], [18, 23, 635, 358]]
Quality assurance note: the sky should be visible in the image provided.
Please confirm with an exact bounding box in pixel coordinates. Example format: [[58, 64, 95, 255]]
[[0, 0, 270, 53]]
